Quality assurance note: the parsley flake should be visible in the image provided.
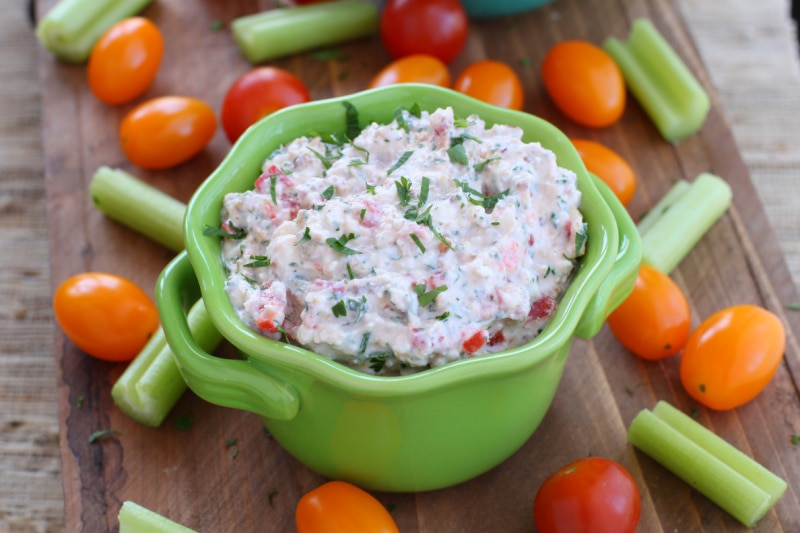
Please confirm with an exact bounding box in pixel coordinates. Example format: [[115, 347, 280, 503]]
[[326, 233, 361, 255], [387, 150, 413, 175], [414, 283, 447, 307]]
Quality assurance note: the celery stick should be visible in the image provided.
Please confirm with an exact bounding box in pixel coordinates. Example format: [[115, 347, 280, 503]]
[[638, 173, 731, 274], [635, 179, 689, 236], [112, 300, 221, 427], [628, 402, 786, 527], [232, 0, 379, 64], [651, 401, 787, 506], [118, 501, 197, 533], [36, 0, 154, 63], [604, 19, 710, 142], [90, 166, 186, 253]]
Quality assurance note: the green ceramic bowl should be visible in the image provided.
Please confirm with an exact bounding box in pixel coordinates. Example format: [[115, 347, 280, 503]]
[[157, 84, 641, 492]]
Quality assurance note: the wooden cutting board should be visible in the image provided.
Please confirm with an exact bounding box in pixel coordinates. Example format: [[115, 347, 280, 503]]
[[36, 0, 800, 531]]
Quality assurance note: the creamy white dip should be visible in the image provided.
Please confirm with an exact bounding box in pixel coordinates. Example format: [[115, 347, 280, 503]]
[[219, 107, 586, 375]]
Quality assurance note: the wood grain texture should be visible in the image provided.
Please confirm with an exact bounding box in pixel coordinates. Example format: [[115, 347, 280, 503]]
[[25, 0, 800, 531]]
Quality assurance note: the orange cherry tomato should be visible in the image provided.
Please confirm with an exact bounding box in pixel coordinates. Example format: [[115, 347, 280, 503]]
[[295, 481, 399, 533], [221, 67, 311, 144], [119, 96, 217, 169], [606, 264, 691, 360], [87, 17, 164, 105], [53, 272, 159, 362], [680, 305, 786, 410], [369, 54, 451, 89], [571, 139, 637, 205], [541, 40, 625, 127], [453, 60, 524, 110]]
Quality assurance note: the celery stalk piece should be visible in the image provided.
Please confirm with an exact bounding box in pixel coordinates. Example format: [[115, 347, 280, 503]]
[[628, 401, 786, 527], [638, 173, 731, 274], [90, 166, 186, 253], [118, 501, 197, 533], [36, 0, 154, 63], [112, 300, 222, 427], [604, 18, 711, 142], [232, 0, 379, 64], [634, 179, 690, 236]]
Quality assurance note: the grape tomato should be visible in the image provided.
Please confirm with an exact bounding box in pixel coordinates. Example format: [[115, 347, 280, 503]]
[[53, 272, 159, 362], [571, 138, 636, 206], [680, 304, 786, 410], [533, 457, 641, 533], [295, 481, 399, 533], [119, 96, 217, 169], [380, 0, 468, 64], [369, 54, 451, 89], [87, 17, 164, 105], [453, 60, 524, 110], [221, 67, 311, 144], [606, 264, 691, 361], [541, 40, 626, 127]]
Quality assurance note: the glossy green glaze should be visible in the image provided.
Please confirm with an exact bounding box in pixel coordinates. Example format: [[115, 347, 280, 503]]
[[157, 84, 641, 492]]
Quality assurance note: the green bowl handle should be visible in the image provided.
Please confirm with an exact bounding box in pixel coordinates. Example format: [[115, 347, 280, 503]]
[[157, 252, 300, 421], [574, 175, 642, 339]]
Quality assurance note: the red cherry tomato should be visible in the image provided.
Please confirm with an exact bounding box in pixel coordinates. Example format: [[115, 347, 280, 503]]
[[533, 457, 641, 533], [295, 481, 399, 533], [680, 304, 786, 410], [369, 54, 451, 89], [221, 67, 311, 144], [453, 60, 524, 110], [119, 96, 217, 169], [571, 139, 636, 206], [87, 17, 164, 105], [541, 40, 626, 127], [606, 264, 691, 361], [380, 0, 468, 64], [53, 272, 159, 362]]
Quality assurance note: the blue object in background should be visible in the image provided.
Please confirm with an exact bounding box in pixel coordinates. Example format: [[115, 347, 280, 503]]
[[460, 0, 554, 19]]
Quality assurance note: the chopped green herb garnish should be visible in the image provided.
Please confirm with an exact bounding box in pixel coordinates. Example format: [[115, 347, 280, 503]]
[[369, 353, 387, 373], [435, 311, 450, 321], [395, 176, 412, 206], [231, 448, 240, 459], [414, 283, 447, 307], [473, 156, 500, 172], [346, 262, 355, 280], [225, 437, 239, 447], [296, 227, 311, 245], [785, 303, 800, 311], [204, 224, 246, 240], [244, 255, 272, 268], [321, 185, 335, 201], [365, 183, 377, 195], [209, 19, 224, 31], [347, 296, 368, 323], [410, 233, 426, 253], [418, 176, 430, 205], [267, 487, 278, 507], [447, 143, 468, 165], [308, 146, 333, 169], [453, 179, 509, 211], [310, 46, 345, 61], [326, 233, 361, 255], [343, 101, 361, 140], [394, 107, 409, 132], [574, 223, 588, 256], [88, 429, 120, 443], [358, 332, 371, 355], [174, 414, 193, 431], [791, 434, 800, 445], [269, 174, 278, 203], [332, 300, 347, 317], [387, 503, 398, 513], [387, 150, 413, 175], [75, 395, 84, 409]]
